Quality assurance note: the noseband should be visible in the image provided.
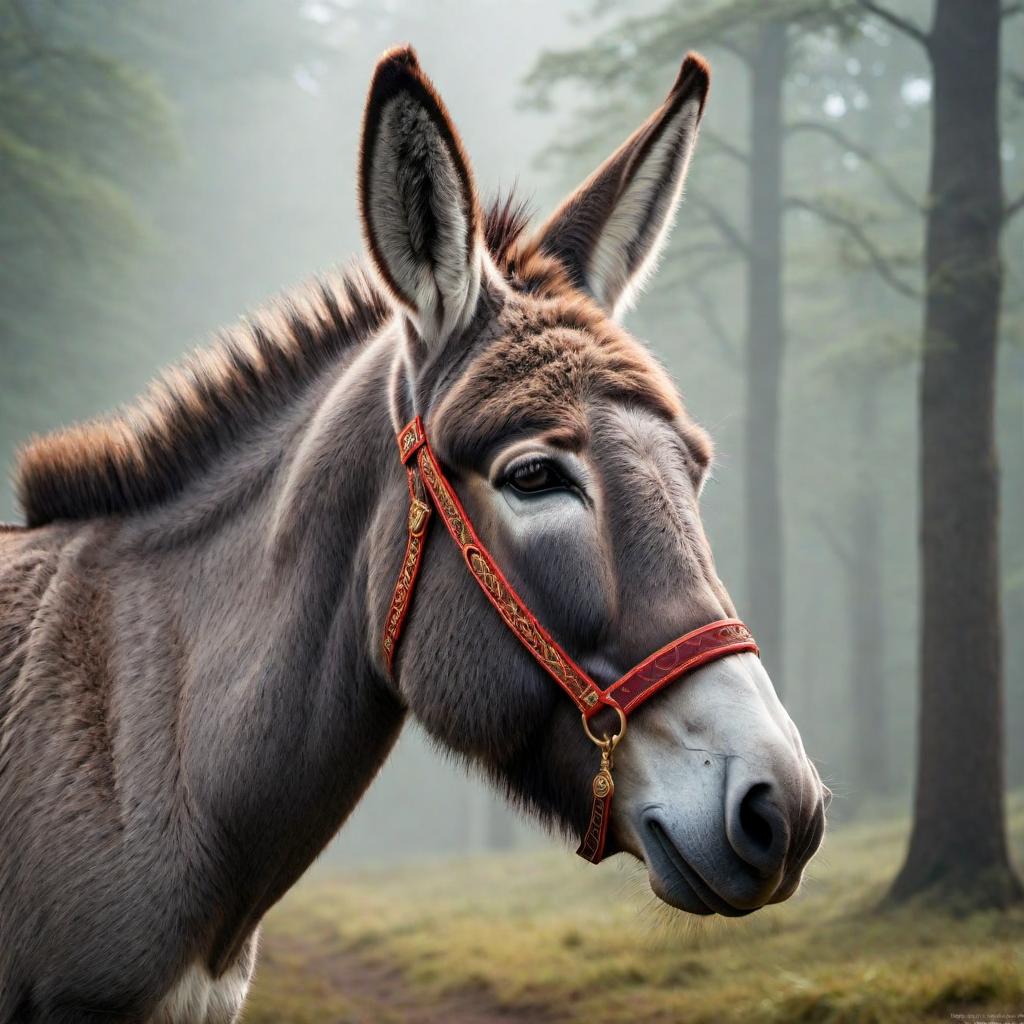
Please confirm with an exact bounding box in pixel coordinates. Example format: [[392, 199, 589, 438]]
[[383, 417, 759, 863]]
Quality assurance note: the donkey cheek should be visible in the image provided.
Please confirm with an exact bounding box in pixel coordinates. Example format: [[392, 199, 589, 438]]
[[399, 631, 556, 762]]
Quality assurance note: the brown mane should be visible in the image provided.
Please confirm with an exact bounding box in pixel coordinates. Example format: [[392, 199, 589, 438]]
[[15, 197, 536, 529]]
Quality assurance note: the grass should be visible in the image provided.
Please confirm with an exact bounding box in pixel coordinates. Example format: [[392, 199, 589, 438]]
[[244, 794, 1024, 1023]]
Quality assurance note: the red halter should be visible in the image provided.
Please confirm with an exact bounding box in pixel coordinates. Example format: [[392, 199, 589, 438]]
[[383, 416, 759, 863]]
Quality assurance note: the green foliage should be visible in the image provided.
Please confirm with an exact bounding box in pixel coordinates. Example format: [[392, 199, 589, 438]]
[[0, 1, 182, 526], [0, 0, 175, 340]]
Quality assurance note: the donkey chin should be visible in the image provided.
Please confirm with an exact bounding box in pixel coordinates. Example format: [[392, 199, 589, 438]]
[[611, 653, 828, 916]]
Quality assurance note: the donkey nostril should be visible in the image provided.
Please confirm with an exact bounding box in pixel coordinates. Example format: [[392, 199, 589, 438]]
[[727, 781, 789, 879], [738, 783, 775, 852], [741, 786, 770, 851]]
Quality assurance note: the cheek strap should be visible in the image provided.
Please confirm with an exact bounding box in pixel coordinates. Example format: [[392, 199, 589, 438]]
[[382, 416, 759, 863]]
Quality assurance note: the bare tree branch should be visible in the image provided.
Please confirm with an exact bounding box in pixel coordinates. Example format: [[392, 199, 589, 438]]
[[648, 249, 736, 300], [855, 0, 932, 52], [1002, 2, 1023, 19], [701, 127, 750, 167], [670, 241, 742, 263], [649, 251, 741, 364], [683, 275, 740, 366], [786, 196, 921, 300], [1006, 192, 1024, 224], [787, 120, 923, 214], [688, 191, 752, 260]]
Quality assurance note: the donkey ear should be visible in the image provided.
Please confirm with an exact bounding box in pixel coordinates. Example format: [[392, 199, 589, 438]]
[[359, 46, 484, 345], [534, 53, 710, 318]]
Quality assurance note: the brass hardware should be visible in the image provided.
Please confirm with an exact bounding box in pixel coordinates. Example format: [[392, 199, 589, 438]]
[[592, 747, 614, 799], [581, 705, 626, 804], [408, 499, 431, 536], [580, 705, 627, 750]]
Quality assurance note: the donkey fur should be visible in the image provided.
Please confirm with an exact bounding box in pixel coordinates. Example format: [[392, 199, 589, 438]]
[[1, 44, 717, 1023]]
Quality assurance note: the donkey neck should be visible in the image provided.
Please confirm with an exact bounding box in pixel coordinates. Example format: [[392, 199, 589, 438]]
[[115, 323, 414, 971]]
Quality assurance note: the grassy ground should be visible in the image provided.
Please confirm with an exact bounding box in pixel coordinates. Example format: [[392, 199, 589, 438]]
[[245, 795, 1024, 1023]]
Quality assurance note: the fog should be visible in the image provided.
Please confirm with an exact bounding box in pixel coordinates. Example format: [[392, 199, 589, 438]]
[[1, 0, 1021, 869]]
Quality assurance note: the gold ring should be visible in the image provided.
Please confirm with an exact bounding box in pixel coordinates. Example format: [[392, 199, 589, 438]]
[[580, 705, 627, 751]]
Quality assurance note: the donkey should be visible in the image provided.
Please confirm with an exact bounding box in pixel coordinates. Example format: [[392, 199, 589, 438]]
[[0, 46, 827, 1023]]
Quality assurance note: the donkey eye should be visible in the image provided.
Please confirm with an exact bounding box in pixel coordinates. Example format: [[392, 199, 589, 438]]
[[506, 458, 569, 495]]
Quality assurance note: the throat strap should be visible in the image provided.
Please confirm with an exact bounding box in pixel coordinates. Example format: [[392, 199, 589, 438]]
[[382, 417, 759, 863]]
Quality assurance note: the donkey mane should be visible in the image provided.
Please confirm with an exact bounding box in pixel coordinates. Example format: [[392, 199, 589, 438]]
[[15, 197, 536, 529]]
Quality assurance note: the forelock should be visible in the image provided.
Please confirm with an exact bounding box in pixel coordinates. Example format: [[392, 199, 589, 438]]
[[434, 291, 686, 461]]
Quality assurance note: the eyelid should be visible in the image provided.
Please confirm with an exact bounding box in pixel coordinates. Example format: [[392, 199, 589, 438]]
[[499, 452, 593, 508], [488, 443, 591, 498], [501, 448, 565, 475], [492, 449, 548, 486], [506, 454, 552, 480], [488, 433, 585, 479], [500, 456, 561, 492]]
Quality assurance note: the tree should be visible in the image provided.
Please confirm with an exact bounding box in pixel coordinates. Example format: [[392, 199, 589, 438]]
[[0, 1, 172, 344], [785, 34, 934, 806], [0, 0, 173, 508], [810, 348, 908, 804], [742, 21, 788, 685], [854, 0, 1023, 908]]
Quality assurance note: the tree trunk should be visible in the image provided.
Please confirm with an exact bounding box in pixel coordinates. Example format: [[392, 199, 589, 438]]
[[889, 0, 1022, 908], [848, 374, 890, 801], [743, 22, 787, 687], [1005, 349, 1024, 788]]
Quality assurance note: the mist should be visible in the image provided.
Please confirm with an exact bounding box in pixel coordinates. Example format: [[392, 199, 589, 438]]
[[1, 1, 1022, 1017]]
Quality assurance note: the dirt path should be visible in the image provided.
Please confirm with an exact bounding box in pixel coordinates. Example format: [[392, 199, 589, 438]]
[[254, 934, 559, 1024], [317, 951, 551, 1024]]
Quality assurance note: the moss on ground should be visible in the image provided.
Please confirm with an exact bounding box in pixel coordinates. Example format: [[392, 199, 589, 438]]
[[245, 794, 1024, 1022]]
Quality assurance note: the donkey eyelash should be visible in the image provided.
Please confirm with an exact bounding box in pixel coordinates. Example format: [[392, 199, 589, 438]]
[[510, 457, 547, 478], [502, 456, 574, 494]]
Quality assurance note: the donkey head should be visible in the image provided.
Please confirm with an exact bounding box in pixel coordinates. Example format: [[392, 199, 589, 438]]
[[361, 47, 826, 916]]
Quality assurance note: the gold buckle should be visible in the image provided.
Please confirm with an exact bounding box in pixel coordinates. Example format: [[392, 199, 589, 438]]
[[408, 498, 430, 536]]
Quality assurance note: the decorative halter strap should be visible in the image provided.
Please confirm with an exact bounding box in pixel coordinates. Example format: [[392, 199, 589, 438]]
[[383, 416, 759, 863]]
